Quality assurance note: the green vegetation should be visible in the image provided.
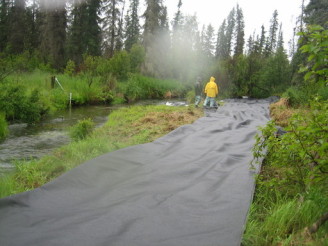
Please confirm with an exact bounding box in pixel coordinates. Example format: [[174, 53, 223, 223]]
[[243, 99, 328, 246], [242, 24, 328, 245], [0, 112, 8, 141], [0, 59, 187, 125], [0, 105, 203, 198], [0, 0, 327, 244], [69, 118, 95, 141]]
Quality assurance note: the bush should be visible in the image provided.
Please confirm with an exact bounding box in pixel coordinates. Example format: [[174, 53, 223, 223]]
[[0, 84, 48, 123], [317, 86, 328, 100], [69, 118, 95, 141], [282, 86, 308, 107], [253, 99, 328, 192]]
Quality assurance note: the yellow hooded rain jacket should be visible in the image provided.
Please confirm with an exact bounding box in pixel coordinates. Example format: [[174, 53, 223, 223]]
[[204, 77, 219, 98]]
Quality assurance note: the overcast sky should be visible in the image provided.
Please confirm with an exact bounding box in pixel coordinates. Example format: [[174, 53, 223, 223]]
[[160, 0, 308, 49]]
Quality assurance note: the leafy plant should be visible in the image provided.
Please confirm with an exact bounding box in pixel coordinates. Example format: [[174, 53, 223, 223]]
[[299, 25, 328, 88], [69, 118, 95, 141], [252, 99, 328, 193], [64, 60, 76, 77]]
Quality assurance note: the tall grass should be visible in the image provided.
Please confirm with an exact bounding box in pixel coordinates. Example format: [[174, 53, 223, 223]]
[[2, 70, 190, 124], [243, 187, 328, 245], [0, 112, 8, 140], [121, 74, 187, 102]]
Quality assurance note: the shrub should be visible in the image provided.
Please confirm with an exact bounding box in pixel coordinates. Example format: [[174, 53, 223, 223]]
[[253, 99, 328, 192], [185, 90, 195, 104], [64, 60, 76, 77], [69, 118, 95, 141], [317, 86, 328, 101], [0, 84, 46, 123], [282, 86, 308, 107]]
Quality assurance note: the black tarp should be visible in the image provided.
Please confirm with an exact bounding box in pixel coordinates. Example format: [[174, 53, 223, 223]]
[[0, 98, 273, 246]]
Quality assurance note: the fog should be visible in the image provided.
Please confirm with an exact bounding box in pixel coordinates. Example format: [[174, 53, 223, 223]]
[[38, 0, 86, 10]]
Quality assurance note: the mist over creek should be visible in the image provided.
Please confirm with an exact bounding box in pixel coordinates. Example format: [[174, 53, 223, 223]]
[[0, 100, 187, 176]]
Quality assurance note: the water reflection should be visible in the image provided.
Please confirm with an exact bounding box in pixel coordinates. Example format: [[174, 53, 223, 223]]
[[0, 105, 113, 176]]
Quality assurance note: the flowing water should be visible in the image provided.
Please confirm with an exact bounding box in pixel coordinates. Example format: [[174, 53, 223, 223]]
[[0, 105, 114, 176], [0, 100, 188, 176]]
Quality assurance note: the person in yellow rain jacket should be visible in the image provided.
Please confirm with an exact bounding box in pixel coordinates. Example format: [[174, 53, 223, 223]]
[[203, 76, 219, 108]]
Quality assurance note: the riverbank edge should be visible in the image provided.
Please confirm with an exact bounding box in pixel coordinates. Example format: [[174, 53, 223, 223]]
[[0, 104, 203, 198]]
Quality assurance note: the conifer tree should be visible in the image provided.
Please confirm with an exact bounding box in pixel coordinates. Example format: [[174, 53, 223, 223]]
[[25, 0, 41, 52], [102, 0, 124, 57], [276, 23, 284, 51], [304, 0, 328, 28], [265, 10, 279, 55], [234, 4, 244, 57], [67, 0, 101, 64], [7, 0, 27, 54], [114, 0, 125, 52], [215, 19, 226, 59], [259, 25, 266, 54], [0, 0, 10, 52], [142, 0, 162, 48], [39, 0, 67, 70], [141, 0, 163, 76], [225, 7, 235, 57], [171, 0, 182, 37], [124, 0, 140, 51], [203, 24, 215, 58]]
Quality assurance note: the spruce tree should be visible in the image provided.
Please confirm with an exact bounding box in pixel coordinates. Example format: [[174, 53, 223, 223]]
[[67, 0, 101, 64], [86, 0, 102, 56], [124, 0, 140, 51], [265, 10, 279, 55], [304, 0, 328, 28], [215, 19, 226, 59], [102, 0, 124, 58], [234, 4, 244, 57], [0, 0, 9, 52], [25, 0, 40, 52], [259, 25, 266, 55], [114, 0, 125, 52], [172, 0, 182, 34], [226, 7, 235, 58], [203, 24, 215, 58], [7, 0, 27, 54], [142, 0, 163, 76], [142, 0, 162, 48], [39, 0, 67, 71]]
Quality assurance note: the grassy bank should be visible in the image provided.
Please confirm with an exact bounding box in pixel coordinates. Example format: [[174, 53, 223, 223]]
[[242, 98, 328, 245], [0, 70, 189, 126], [0, 105, 203, 198]]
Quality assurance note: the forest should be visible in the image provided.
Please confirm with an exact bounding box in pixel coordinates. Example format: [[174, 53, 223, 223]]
[[0, 0, 327, 244], [0, 0, 326, 128]]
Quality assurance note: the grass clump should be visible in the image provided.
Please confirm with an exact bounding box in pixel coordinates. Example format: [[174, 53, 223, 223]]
[[0, 112, 8, 141], [0, 105, 203, 198], [69, 118, 94, 141]]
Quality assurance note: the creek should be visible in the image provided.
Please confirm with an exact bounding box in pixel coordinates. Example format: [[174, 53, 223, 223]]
[[0, 105, 116, 176], [0, 100, 187, 176]]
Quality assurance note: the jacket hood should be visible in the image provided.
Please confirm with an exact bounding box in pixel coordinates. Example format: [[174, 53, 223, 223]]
[[210, 77, 215, 82]]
